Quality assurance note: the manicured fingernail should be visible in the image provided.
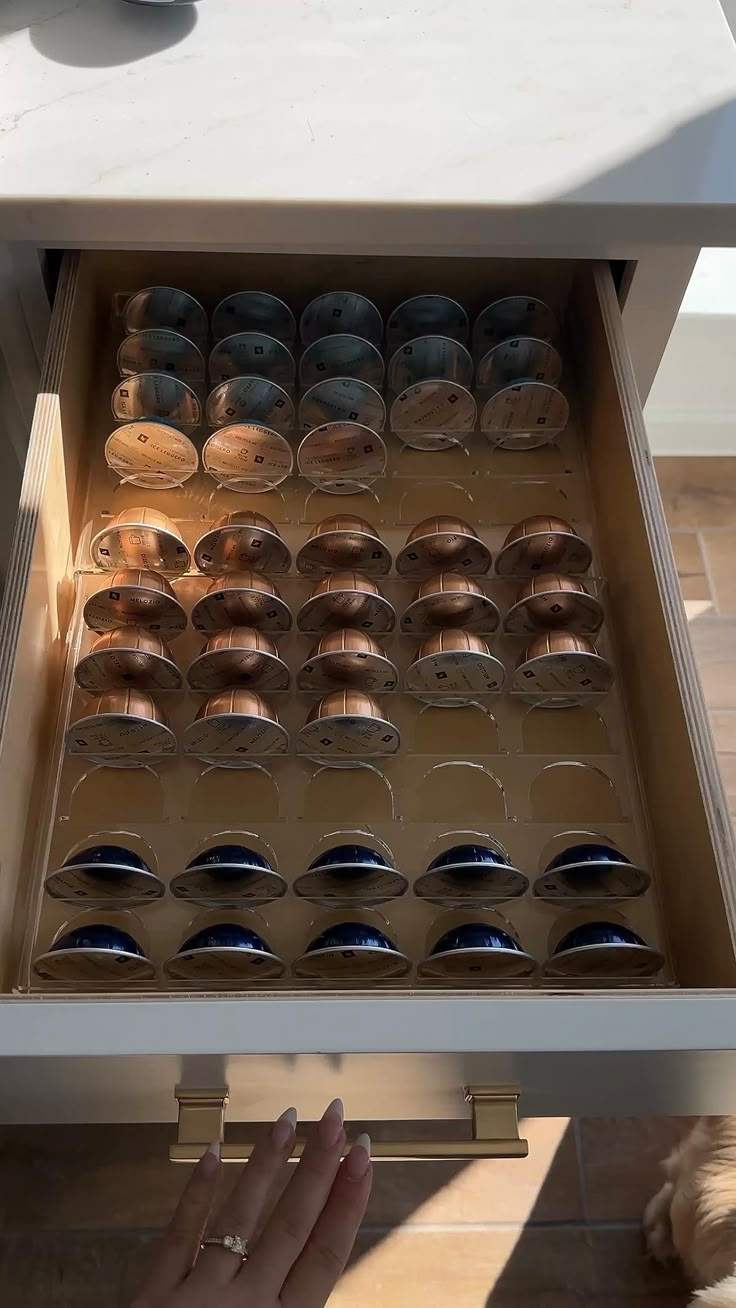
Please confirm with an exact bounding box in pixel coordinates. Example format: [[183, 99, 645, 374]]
[[345, 1133, 371, 1180], [272, 1107, 297, 1150], [199, 1141, 221, 1174], [318, 1098, 344, 1149]]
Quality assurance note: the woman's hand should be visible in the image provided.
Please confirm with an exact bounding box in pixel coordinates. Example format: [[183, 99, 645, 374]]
[[132, 1099, 371, 1308]]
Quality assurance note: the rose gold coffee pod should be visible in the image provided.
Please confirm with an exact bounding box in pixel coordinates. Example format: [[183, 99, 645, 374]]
[[104, 421, 199, 489], [297, 422, 387, 494], [187, 627, 290, 692], [111, 373, 202, 433], [513, 631, 614, 706], [404, 629, 505, 705], [65, 690, 175, 765], [297, 572, 395, 634], [297, 690, 400, 764], [202, 423, 293, 493], [480, 382, 569, 452], [495, 515, 592, 577], [297, 629, 399, 693], [389, 380, 476, 452], [504, 573, 604, 634], [396, 516, 492, 578], [83, 569, 187, 640], [183, 689, 288, 762], [91, 509, 191, 574], [191, 572, 292, 635], [401, 572, 500, 634], [296, 515, 391, 578], [75, 627, 182, 692], [194, 511, 291, 576]]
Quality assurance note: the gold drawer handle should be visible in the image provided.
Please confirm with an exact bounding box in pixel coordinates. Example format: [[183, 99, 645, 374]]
[[170, 1085, 528, 1162]]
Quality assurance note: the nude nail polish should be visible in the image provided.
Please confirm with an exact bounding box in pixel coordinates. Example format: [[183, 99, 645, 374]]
[[272, 1106, 298, 1150], [199, 1140, 221, 1174], [345, 1132, 371, 1180], [318, 1097, 344, 1149]]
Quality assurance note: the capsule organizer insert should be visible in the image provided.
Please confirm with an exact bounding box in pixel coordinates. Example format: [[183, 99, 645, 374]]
[[17, 281, 669, 993]]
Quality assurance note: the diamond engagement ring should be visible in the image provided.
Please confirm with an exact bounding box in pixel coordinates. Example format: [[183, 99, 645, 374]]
[[201, 1235, 249, 1260]]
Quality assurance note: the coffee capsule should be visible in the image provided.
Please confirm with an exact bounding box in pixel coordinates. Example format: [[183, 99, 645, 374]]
[[504, 573, 603, 634], [75, 627, 182, 692], [187, 628, 290, 693], [297, 691, 400, 762], [45, 844, 164, 905], [104, 421, 199, 488], [298, 378, 386, 433], [123, 287, 207, 344], [472, 297, 557, 356], [66, 690, 175, 764], [171, 844, 287, 906], [396, 516, 491, 578], [208, 333, 296, 389], [387, 336, 473, 394], [183, 690, 288, 761], [480, 381, 569, 451], [294, 843, 407, 905], [414, 843, 528, 905], [206, 377, 295, 434], [298, 629, 398, 693], [513, 632, 614, 706], [211, 292, 296, 344], [83, 570, 187, 641], [91, 509, 191, 574], [117, 329, 205, 384], [296, 516, 391, 578], [476, 337, 562, 392], [544, 919, 663, 978], [400, 572, 500, 634], [297, 422, 387, 493], [202, 423, 293, 492], [33, 920, 156, 983], [390, 381, 476, 451], [191, 572, 292, 635], [533, 842, 650, 902], [164, 922, 285, 981], [297, 572, 395, 634], [404, 629, 505, 704], [111, 373, 201, 432], [194, 511, 291, 576], [495, 516, 592, 577], [299, 292, 383, 346], [299, 335, 385, 389], [418, 919, 536, 979], [386, 295, 469, 350], [293, 921, 410, 980]]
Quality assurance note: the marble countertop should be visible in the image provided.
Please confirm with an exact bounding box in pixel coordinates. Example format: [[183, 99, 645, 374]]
[[2, 0, 736, 252]]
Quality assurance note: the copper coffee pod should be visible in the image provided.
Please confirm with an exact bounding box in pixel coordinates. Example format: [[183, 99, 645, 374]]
[[480, 381, 569, 451], [513, 631, 614, 706], [206, 377, 295, 434], [386, 295, 469, 350], [297, 690, 400, 763], [387, 335, 473, 394], [117, 329, 205, 383], [32, 919, 156, 985], [299, 292, 383, 347], [164, 921, 286, 983], [297, 422, 387, 493], [83, 570, 187, 640], [504, 573, 604, 634], [404, 630, 505, 705], [543, 917, 663, 979], [111, 373, 202, 433], [211, 291, 297, 344], [472, 296, 557, 357], [414, 842, 528, 906], [194, 511, 291, 575], [297, 572, 395, 634], [495, 515, 593, 577], [183, 690, 288, 762], [299, 335, 385, 390], [191, 572, 292, 635], [296, 515, 391, 578], [75, 627, 182, 692], [297, 629, 399, 693], [390, 381, 476, 451], [476, 338, 562, 392], [202, 423, 293, 492], [66, 690, 175, 764], [401, 572, 500, 634], [123, 286, 207, 344], [418, 917, 536, 980], [91, 509, 191, 574], [208, 333, 296, 389], [187, 628, 290, 693], [533, 842, 650, 904], [396, 516, 492, 578], [298, 378, 386, 434], [104, 421, 199, 489]]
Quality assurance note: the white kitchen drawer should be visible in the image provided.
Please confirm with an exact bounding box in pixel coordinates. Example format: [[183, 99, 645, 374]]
[[0, 250, 734, 1143]]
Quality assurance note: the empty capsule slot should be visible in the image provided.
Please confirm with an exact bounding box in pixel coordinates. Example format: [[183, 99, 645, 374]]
[[303, 485, 383, 524], [414, 763, 506, 822], [529, 763, 622, 822], [68, 766, 166, 823], [494, 479, 571, 524], [522, 706, 611, 754], [186, 766, 280, 822], [303, 765, 394, 821], [413, 704, 500, 754], [207, 485, 288, 524], [399, 481, 475, 525]]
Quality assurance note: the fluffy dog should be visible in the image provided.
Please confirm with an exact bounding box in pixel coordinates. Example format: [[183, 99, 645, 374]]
[[644, 1118, 736, 1305]]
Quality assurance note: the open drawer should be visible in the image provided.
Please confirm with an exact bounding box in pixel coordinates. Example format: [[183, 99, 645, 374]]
[[0, 251, 735, 1141]]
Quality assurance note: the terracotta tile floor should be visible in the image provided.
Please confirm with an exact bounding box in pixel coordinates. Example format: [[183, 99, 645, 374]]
[[2, 457, 735, 1306]]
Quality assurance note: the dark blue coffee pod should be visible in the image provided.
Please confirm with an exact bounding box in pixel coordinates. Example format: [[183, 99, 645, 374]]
[[418, 921, 536, 979], [45, 844, 165, 906], [294, 844, 407, 905], [534, 842, 650, 903], [164, 921, 285, 982], [171, 844, 287, 906], [33, 921, 155, 983], [414, 844, 528, 906], [293, 921, 411, 980], [543, 919, 664, 979]]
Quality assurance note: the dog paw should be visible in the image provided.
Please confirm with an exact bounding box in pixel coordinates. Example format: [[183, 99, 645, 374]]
[[644, 1183, 676, 1264]]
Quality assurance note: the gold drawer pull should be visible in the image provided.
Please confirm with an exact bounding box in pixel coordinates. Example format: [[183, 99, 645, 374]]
[[170, 1085, 528, 1162]]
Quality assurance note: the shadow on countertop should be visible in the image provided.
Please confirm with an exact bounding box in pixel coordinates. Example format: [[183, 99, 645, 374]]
[[5, 0, 197, 69]]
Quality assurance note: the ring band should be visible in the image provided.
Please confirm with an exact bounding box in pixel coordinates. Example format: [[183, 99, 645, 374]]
[[201, 1234, 249, 1260]]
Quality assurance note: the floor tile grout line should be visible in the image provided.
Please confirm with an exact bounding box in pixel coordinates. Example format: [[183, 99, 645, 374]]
[[573, 1117, 592, 1225], [697, 527, 722, 615]]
